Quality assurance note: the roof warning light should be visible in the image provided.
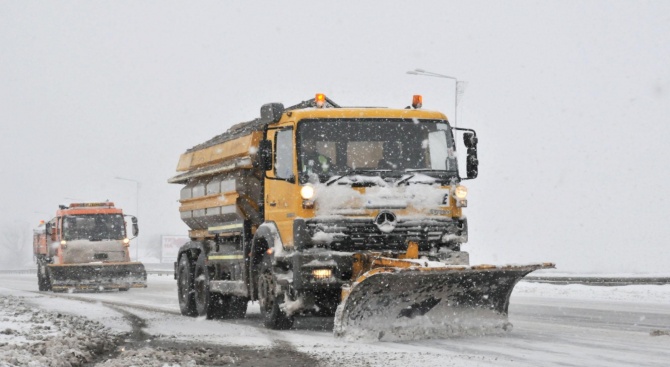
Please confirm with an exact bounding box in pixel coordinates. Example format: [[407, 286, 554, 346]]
[[315, 93, 326, 108], [412, 95, 423, 109]]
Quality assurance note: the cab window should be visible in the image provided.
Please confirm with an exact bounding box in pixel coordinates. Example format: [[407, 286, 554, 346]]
[[275, 128, 294, 181]]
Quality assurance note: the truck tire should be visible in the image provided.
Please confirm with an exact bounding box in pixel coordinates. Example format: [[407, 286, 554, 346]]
[[193, 252, 214, 318], [257, 256, 294, 330], [37, 264, 51, 292], [225, 296, 248, 319], [190, 253, 248, 320], [209, 294, 248, 319], [37, 264, 44, 291], [177, 255, 197, 317]]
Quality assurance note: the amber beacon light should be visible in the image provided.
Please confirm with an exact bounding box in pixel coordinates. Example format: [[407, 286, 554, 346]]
[[315, 93, 326, 108], [412, 95, 423, 109]]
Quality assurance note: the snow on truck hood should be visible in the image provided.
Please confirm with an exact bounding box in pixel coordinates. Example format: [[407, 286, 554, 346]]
[[313, 175, 451, 216]]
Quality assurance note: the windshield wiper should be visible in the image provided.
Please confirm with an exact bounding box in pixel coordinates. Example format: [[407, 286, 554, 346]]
[[404, 168, 456, 173], [403, 169, 459, 183], [325, 169, 392, 186], [394, 174, 415, 186]]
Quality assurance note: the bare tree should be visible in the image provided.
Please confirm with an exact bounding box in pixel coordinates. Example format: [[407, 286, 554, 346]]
[[0, 221, 34, 270]]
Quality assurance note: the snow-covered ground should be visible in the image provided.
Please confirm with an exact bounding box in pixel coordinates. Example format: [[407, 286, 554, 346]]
[[514, 281, 670, 304], [1, 274, 669, 366], [0, 295, 125, 366]]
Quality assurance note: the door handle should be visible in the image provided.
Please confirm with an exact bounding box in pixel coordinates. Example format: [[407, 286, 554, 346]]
[[268, 201, 277, 207]]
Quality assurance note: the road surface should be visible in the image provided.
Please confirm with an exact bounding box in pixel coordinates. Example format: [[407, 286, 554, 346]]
[[1, 273, 668, 366]]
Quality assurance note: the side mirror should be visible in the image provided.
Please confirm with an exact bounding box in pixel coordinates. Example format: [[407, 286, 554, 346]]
[[463, 132, 478, 148], [45, 223, 54, 238], [131, 216, 139, 237], [460, 131, 479, 179], [258, 140, 273, 171], [260, 103, 284, 123], [466, 147, 478, 179]]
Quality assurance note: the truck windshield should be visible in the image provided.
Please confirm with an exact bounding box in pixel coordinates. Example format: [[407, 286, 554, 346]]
[[297, 118, 457, 184], [62, 214, 125, 241]]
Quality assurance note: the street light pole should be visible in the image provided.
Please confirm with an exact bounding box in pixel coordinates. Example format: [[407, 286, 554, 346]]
[[115, 176, 140, 261], [406, 68, 463, 128]]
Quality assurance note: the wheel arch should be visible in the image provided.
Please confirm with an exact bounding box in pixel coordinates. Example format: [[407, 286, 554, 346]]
[[177, 240, 208, 267]]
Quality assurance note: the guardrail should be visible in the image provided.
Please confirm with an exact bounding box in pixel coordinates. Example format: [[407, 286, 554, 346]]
[[2, 269, 669, 285], [146, 270, 174, 276], [0, 269, 174, 276], [0, 269, 37, 275], [523, 276, 670, 286]]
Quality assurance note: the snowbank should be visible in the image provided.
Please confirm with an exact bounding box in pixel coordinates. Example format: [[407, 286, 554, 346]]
[[0, 295, 121, 367]]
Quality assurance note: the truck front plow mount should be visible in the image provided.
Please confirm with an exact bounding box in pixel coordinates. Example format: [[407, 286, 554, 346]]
[[47, 262, 147, 291]]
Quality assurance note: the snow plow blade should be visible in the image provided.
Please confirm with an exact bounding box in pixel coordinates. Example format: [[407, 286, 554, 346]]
[[47, 262, 147, 291], [333, 263, 554, 341]]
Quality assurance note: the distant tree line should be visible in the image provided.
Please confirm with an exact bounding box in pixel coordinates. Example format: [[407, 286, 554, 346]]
[[0, 221, 34, 270]]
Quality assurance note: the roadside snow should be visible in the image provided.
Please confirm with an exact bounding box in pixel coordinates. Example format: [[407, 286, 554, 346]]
[[0, 295, 121, 367], [0, 286, 319, 367], [514, 282, 670, 305], [1, 274, 669, 367]]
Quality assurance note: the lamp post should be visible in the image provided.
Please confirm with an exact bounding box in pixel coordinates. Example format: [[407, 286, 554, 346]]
[[406, 68, 464, 128], [115, 176, 140, 261]]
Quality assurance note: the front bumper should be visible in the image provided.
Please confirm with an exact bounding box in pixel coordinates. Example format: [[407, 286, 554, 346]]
[[288, 251, 354, 291]]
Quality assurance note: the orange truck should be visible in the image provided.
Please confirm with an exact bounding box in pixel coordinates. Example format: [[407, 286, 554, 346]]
[[33, 202, 147, 291]]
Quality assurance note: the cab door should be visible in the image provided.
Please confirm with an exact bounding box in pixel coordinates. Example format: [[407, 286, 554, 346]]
[[264, 125, 298, 248]]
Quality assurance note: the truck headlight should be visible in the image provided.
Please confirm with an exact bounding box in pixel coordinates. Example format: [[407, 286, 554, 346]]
[[123, 238, 130, 246], [454, 185, 468, 199], [60, 240, 67, 249], [300, 185, 315, 200]]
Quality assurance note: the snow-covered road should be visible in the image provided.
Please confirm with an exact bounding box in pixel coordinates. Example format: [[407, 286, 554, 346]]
[[1, 273, 669, 366]]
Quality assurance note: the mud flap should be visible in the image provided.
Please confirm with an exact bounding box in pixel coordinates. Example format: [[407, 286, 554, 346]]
[[47, 262, 147, 291], [333, 263, 553, 341]]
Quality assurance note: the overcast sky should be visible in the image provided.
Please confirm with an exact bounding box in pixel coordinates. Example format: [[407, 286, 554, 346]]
[[1, 1, 669, 272]]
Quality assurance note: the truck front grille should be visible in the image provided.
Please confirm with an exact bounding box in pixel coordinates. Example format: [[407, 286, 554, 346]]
[[306, 218, 465, 251]]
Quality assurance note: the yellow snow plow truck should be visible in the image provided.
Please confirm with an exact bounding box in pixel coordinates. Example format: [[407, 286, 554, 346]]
[[169, 94, 553, 341]]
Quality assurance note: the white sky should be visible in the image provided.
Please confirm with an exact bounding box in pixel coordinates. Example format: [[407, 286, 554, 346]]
[[1, 1, 669, 272]]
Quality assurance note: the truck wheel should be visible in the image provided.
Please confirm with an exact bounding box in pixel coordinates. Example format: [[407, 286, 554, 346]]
[[177, 255, 197, 317], [226, 296, 249, 319], [208, 294, 226, 319], [193, 253, 213, 318], [37, 264, 44, 291], [37, 265, 44, 291], [209, 294, 248, 319], [37, 264, 51, 292], [257, 257, 293, 330]]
